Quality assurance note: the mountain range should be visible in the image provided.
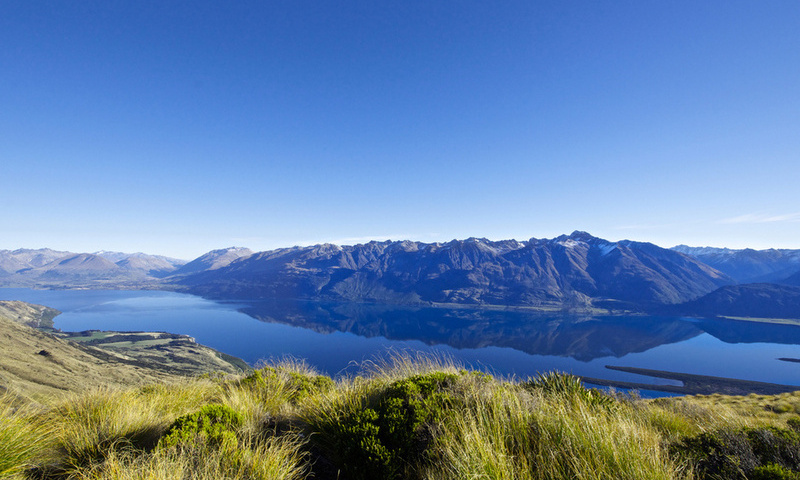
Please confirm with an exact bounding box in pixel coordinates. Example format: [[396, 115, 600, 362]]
[[175, 232, 731, 309], [671, 245, 800, 284], [2, 232, 800, 318], [0, 248, 186, 287]]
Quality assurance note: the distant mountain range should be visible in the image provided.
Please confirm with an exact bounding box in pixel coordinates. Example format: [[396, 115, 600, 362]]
[[666, 283, 800, 319], [0, 248, 186, 287], [2, 232, 800, 318], [671, 245, 800, 284]]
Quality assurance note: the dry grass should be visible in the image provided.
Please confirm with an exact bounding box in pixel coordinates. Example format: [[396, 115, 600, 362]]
[[2, 354, 799, 480], [74, 436, 307, 480], [47, 380, 223, 475], [673, 391, 800, 424], [0, 395, 54, 478], [427, 381, 682, 480]]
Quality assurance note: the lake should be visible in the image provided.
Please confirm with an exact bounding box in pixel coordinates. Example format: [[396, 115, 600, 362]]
[[2, 288, 799, 393]]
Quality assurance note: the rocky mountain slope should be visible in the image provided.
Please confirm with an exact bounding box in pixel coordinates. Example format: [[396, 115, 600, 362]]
[[176, 232, 732, 309], [17, 235, 800, 314], [170, 246, 253, 276]]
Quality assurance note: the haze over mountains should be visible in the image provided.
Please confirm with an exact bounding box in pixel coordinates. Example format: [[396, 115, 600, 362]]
[[3, 232, 800, 318]]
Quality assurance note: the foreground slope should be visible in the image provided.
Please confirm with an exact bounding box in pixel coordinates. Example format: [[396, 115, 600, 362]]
[[177, 232, 731, 309], [3, 356, 800, 480]]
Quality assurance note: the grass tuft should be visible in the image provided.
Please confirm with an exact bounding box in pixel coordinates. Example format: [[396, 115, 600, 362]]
[[0, 396, 52, 478]]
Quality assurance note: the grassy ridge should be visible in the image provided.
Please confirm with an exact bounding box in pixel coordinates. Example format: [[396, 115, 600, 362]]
[[2, 354, 800, 480]]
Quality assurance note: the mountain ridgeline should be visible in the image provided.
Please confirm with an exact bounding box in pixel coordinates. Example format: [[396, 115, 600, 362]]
[[174, 232, 731, 309], [5, 232, 800, 317]]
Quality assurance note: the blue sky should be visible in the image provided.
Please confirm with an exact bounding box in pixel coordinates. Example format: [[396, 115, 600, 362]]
[[2, 1, 799, 259]]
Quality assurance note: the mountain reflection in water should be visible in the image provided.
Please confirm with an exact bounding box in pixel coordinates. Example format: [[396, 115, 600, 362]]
[[3, 288, 798, 392], [236, 301, 709, 362]]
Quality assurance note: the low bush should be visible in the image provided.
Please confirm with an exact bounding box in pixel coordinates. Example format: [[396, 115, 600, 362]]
[[310, 371, 459, 480], [158, 404, 244, 450], [672, 426, 800, 479], [788, 416, 800, 433], [751, 463, 800, 480], [239, 365, 334, 404]]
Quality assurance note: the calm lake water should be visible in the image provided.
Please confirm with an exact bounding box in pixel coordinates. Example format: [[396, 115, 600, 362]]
[[2, 288, 799, 392]]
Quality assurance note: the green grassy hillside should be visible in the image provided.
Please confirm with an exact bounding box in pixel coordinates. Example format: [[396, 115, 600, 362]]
[[2, 354, 800, 480]]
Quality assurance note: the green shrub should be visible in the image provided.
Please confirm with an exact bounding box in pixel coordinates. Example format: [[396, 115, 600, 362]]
[[772, 403, 795, 414], [751, 463, 800, 480], [672, 427, 800, 479], [313, 371, 458, 480], [158, 404, 244, 450], [239, 367, 333, 404], [747, 427, 800, 471], [788, 417, 800, 433], [672, 429, 756, 479]]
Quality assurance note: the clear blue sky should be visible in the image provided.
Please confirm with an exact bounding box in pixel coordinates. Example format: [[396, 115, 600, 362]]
[[2, 1, 799, 259]]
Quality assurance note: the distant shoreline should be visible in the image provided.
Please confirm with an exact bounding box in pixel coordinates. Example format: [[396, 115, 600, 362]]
[[582, 365, 800, 396]]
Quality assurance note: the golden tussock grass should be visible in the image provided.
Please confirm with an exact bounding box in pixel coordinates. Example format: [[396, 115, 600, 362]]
[[1, 354, 798, 480]]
